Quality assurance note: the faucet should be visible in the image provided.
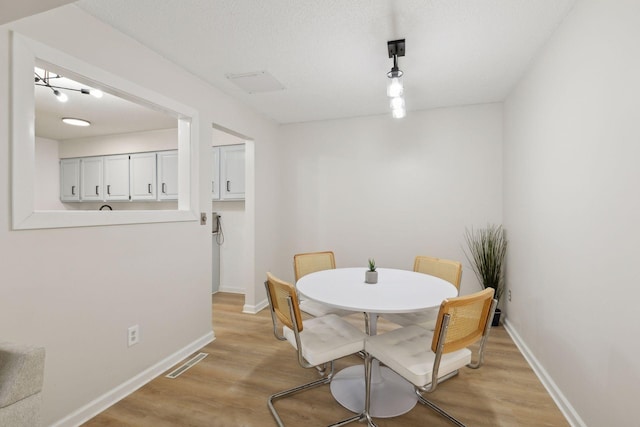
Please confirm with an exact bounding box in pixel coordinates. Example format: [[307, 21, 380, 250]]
[[99, 204, 113, 210]]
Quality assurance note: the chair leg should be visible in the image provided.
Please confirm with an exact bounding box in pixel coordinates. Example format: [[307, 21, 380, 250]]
[[327, 413, 370, 427], [328, 354, 377, 427], [268, 376, 332, 427], [268, 368, 376, 427], [364, 354, 372, 416], [415, 390, 466, 427], [362, 353, 378, 427], [328, 412, 376, 427]]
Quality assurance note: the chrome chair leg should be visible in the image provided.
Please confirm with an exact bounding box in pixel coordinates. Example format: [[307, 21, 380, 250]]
[[328, 412, 376, 427], [415, 389, 466, 427], [268, 376, 333, 427], [328, 354, 377, 427], [362, 353, 378, 427], [328, 413, 367, 427], [364, 354, 372, 413]]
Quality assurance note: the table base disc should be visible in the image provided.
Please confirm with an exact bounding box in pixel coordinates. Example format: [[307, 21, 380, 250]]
[[329, 365, 418, 418]]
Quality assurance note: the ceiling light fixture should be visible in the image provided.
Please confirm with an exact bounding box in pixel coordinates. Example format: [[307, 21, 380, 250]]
[[386, 39, 406, 119], [62, 117, 91, 127], [81, 88, 104, 98], [52, 89, 68, 103], [35, 69, 104, 102]]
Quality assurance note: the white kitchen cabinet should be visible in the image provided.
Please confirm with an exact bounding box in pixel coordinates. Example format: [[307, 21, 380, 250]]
[[60, 150, 180, 203], [60, 158, 80, 202], [219, 144, 245, 200], [129, 152, 157, 201], [157, 150, 178, 200], [211, 147, 220, 200], [104, 154, 130, 201], [80, 157, 104, 201]]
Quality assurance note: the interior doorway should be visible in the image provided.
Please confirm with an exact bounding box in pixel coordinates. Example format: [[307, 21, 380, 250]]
[[211, 125, 252, 295]]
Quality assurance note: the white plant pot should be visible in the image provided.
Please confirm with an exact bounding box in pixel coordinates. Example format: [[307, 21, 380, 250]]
[[365, 271, 378, 284]]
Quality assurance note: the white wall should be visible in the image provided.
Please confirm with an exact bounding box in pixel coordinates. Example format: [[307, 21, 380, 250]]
[[0, 5, 277, 426], [276, 104, 503, 294], [503, 0, 640, 425], [35, 136, 65, 210]]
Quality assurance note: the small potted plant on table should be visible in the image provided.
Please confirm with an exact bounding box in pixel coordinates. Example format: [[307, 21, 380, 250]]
[[365, 258, 378, 284]]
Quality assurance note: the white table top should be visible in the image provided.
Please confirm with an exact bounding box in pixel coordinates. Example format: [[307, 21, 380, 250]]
[[296, 267, 458, 314]]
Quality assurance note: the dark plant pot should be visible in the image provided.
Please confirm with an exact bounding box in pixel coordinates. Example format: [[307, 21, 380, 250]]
[[492, 308, 502, 326]]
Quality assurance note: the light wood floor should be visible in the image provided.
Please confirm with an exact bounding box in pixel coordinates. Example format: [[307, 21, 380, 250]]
[[83, 293, 568, 427]]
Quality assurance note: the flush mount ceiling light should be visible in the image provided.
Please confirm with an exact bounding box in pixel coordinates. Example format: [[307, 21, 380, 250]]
[[387, 39, 406, 119], [62, 117, 91, 127], [35, 69, 103, 103]]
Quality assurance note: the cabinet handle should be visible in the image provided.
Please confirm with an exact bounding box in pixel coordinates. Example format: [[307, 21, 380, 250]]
[[226, 181, 230, 192], [107, 185, 111, 195], [71, 185, 76, 195], [162, 183, 166, 194], [95, 185, 99, 195], [148, 183, 152, 194], [212, 181, 215, 192]]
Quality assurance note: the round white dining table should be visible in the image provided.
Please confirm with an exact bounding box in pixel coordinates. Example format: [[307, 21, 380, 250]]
[[296, 267, 458, 418]]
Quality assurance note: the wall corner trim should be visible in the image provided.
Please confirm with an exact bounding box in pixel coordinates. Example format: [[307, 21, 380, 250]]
[[242, 298, 268, 314], [49, 331, 215, 427], [503, 320, 586, 427]]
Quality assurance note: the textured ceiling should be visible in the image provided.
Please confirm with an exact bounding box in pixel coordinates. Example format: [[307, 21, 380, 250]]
[[0, 0, 73, 25], [74, 0, 576, 124]]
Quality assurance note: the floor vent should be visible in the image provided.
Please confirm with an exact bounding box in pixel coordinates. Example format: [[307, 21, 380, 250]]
[[165, 352, 208, 379]]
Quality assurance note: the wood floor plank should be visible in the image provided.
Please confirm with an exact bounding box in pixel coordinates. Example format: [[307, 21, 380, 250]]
[[82, 293, 569, 427]]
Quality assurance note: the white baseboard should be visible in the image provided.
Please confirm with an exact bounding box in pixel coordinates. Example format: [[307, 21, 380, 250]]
[[503, 319, 586, 427], [243, 298, 268, 314], [50, 331, 215, 427], [217, 285, 245, 294]]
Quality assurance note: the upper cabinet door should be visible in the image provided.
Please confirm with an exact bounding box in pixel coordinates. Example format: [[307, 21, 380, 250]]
[[130, 153, 157, 201], [220, 144, 245, 200], [80, 157, 104, 201], [157, 150, 179, 201], [104, 154, 130, 201], [211, 147, 220, 201], [60, 158, 80, 202]]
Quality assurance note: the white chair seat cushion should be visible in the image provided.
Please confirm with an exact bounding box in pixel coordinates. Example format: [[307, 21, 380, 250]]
[[284, 314, 365, 366], [365, 325, 471, 387], [299, 299, 352, 317], [380, 307, 438, 328]]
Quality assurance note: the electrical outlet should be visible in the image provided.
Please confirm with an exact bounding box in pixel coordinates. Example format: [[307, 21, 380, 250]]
[[508, 290, 512, 302], [128, 325, 140, 347]]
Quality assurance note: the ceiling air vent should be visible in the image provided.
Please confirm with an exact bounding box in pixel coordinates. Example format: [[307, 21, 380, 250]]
[[225, 71, 285, 94]]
